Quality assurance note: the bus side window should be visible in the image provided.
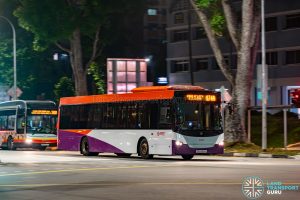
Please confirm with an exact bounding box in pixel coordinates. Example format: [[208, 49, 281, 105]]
[[127, 104, 138, 129], [17, 115, 25, 134], [7, 115, 16, 131], [159, 106, 171, 129], [149, 102, 159, 129], [0, 115, 8, 130]]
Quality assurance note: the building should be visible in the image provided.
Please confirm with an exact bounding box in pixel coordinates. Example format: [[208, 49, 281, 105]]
[[143, 0, 168, 84], [166, 0, 300, 106], [107, 58, 150, 94]]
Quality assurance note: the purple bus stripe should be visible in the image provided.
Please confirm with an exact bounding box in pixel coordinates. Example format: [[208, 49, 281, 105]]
[[58, 130, 124, 153]]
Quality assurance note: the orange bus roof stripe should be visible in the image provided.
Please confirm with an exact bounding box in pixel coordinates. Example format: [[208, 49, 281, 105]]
[[60, 90, 175, 105]]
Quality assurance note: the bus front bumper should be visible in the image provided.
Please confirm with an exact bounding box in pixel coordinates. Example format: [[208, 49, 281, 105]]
[[172, 140, 224, 155]]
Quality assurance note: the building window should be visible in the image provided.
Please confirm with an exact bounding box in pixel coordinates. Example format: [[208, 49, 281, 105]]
[[171, 60, 189, 73], [173, 30, 188, 42], [147, 23, 159, 30], [214, 57, 229, 70], [174, 12, 184, 24], [195, 27, 206, 39], [286, 13, 300, 29], [146, 0, 159, 5], [286, 50, 300, 64], [257, 52, 278, 66], [147, 8, 157, 16], [265, 17, 277, 32], [160, 9, 167, 16], [266, 52, 278, 65], [195, 58, 208, 70]]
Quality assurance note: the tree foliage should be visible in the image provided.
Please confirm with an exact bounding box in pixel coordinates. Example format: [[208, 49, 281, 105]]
[[87, 62, 105, 94], [54, 76, 75, 102], [0, 0, 72, 100], [14, 0, 142, 96]]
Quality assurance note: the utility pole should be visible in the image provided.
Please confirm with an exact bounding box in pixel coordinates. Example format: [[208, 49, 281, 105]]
[[188, 2, 194, 85], [261, 0, 268, 150], [0, 16, 17, 100]]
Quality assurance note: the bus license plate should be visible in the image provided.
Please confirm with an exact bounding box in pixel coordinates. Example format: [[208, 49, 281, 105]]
[[41, 144, 49, 146], [196, 150, 207, 153]]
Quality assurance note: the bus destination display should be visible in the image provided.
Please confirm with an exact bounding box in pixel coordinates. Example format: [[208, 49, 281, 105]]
[[185, 94, 216, 102], [31, 110, 58, 115]]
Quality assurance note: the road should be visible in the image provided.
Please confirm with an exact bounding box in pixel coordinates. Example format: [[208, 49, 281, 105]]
[[0, 150, 299, 200]]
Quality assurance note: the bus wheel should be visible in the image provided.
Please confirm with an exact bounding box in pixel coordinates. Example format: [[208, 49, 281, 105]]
[[139, 138, 153, 159], [7, 137, 16, 150], [38, 146, 47, 151], [181, 155, 194, 160], [80, 137, 98, 156]]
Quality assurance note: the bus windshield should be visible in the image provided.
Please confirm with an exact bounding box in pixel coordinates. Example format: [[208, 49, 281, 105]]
[[27, 115, 57, 134], [175, 102, 221, 131]]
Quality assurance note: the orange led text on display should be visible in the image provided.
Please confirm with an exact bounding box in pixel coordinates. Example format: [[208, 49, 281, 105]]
[[31, 110, 58, 115], [185, 94, 216, 102]]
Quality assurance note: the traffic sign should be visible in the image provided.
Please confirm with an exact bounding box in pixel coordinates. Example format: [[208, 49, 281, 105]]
[[7, 86, 22, 98]]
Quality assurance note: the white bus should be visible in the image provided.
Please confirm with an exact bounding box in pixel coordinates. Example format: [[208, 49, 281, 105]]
[[58, 85, 224, 160]]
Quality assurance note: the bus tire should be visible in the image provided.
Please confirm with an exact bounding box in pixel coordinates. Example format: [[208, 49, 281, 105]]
[[138, 138, 153, 159], [181, 155, 194, 160], [80, 137, 98, 156], [7, 137, 16, 150], [38, 146, 47, 151]]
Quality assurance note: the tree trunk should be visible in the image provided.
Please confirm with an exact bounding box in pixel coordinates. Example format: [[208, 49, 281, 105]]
[[224, 96, 243, 142], [225, 88, 248, 143], [69, 28, 88, 96]]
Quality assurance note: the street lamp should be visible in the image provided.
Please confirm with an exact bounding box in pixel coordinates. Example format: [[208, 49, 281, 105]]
[[0, 16, 17, 100], [261, 0, 268, 150]]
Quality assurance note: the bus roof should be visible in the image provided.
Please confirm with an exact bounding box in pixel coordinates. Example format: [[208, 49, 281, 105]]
[[0, 100, 56, 110], [59, 85, 206, 106]]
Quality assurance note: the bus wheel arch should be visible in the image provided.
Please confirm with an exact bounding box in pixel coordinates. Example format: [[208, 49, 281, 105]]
[[7, 136, 16, 150], [181, 154, 194, 160], [80, 136, 98, 156], [137, 137, 153, 159]]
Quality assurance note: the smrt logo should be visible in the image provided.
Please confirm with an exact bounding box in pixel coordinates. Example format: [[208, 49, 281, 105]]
[[242, 176, 264, 199]]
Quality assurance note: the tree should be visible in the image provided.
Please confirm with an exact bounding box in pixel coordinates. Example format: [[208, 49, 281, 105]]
[[14, 0, 134, 96], [54, 76, 75, 102], [1, 0, 73, 100], [190, 0, 261, 142]]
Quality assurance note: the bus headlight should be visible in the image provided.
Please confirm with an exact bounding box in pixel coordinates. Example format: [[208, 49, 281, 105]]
[[175, 140, 183, 146], [25, 139, 33, 144], [218, 141, 224, 146]]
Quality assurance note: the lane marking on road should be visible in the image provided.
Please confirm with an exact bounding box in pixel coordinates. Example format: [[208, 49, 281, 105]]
[[0, 182, 299, 187], [0, 165, 174, 177]]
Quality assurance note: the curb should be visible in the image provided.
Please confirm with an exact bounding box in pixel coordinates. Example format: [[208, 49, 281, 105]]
[[222, 152, 291, 159], [234, 153, 258, 157]]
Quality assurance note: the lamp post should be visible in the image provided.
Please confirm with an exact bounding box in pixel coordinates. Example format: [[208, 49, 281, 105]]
[[261, 0, 268, 150], [0, 16, 17, 100]]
